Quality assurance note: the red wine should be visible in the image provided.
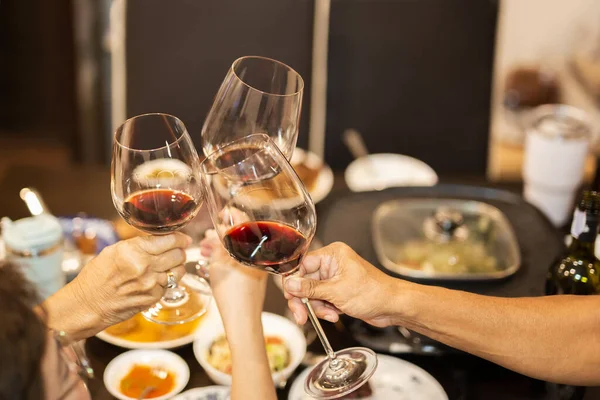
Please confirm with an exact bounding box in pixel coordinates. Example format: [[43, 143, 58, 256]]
[[122, 189, 197, 234], [223, 221, 307, 275]]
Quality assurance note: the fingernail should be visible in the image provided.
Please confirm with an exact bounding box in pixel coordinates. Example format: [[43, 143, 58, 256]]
[[285, 278, 301, 292], [293, 312, 300, 323], [324, 314, 336, 322]]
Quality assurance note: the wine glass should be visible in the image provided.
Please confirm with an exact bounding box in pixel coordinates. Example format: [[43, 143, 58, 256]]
[[200, 134, 377, 399], [111, 113, 211, 325], [201, 56, 304, 159]]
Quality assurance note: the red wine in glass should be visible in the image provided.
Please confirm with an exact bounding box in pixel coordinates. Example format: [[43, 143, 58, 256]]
[[123, 188, 197, 234], [223, 221, 308, 275]]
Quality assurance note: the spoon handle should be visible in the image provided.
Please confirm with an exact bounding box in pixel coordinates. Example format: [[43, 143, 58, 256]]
[[343, 129, 370, 160]]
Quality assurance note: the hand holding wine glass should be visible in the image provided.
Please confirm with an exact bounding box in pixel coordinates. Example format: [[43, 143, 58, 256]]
[[200, 134, 377, 399], [283, 242, 400, 328], [111, 113, 210, 325]]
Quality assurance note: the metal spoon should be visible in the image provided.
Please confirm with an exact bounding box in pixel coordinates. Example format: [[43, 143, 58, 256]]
[[136, 366, 168, 399], [137, 386, 156, 400]]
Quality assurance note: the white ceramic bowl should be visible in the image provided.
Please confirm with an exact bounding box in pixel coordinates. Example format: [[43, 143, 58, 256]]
[[345, 153, 438, 192], [103, 349, 190, 400], [193, 311, 306, 386]]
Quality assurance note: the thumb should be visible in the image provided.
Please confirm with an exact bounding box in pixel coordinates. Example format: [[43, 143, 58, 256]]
[[284, 276, 331, 300]]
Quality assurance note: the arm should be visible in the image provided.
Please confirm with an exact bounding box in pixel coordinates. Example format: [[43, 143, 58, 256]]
[[201, 230, 277, 400], [224, 309, 276, 400], [392, 283, 600, 385], [284, 242, 600, 386], [39, 233, 191, 341]]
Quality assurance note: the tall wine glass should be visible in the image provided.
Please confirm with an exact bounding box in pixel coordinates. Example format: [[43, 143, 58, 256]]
[[201, 56, 304, 159], [201, 134, 377, 399], [111, 113, 211, 325]]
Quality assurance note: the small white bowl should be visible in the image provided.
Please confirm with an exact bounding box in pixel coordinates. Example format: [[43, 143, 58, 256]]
[[345, 153, 438, 192], [193, 311, 306, 386], [103, 349, 190, 400]]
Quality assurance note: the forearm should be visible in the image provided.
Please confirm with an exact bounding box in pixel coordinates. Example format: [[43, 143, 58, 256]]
[[389, 281, 600, 385], [225, 313, 276, 400], [37, 279, 102, 342]]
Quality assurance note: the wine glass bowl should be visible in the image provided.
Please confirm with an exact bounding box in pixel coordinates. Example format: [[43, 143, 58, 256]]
[[201, 56, 304, 159], [111, 113, 210, 325], [112, 114, 203, 235], [201, 134, 315, 276], [201, 134, 377, 398]]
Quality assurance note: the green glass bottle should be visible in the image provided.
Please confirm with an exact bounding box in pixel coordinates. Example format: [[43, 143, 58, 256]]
[[546, 191, 600, 296], [545, 191, 600, 399]]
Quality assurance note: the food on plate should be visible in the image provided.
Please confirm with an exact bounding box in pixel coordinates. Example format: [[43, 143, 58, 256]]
[[338, 381, 373, 399], [104, 313, 201, 342], [207, 335, 290, 374], [119, 364, 175, 399], [393, 239, 498, 274], [291, 149, 322, 191], [292, 161, 321, 192]]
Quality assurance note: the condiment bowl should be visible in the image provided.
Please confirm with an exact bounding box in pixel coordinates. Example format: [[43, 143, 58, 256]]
[[103, 349, 190, 400]]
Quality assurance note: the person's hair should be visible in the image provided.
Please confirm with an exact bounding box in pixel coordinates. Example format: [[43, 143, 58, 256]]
[[0, 261, 47, 400]]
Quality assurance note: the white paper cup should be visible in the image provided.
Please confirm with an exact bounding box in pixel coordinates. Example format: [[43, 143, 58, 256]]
[[522, 105, 592, 226]]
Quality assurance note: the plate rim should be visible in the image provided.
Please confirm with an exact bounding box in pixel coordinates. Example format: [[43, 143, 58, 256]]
[[95, 302, 217, 349], [95, 328, 198, 350], [170, 385, 231, 400]]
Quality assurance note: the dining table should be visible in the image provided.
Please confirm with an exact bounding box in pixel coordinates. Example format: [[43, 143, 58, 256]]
[[1, 163, 599, 400]]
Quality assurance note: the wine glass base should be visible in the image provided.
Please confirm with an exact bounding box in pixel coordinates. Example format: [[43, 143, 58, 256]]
[[304, 347, 378, 399], [142, 284, 212, 325]]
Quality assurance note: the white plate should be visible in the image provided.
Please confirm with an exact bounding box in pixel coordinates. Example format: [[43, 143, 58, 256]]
[[104, 349, 190, 400], [96, 300, 217, 350], [345, 154, 438, 192], [292, 148, 334, 204], [96, 329, 198, 350], [171, 386, 230, 400], [288, 354, 448, 400]]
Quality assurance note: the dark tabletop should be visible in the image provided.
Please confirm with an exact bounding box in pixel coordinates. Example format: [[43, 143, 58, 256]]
[[1, 164, 599, 400]]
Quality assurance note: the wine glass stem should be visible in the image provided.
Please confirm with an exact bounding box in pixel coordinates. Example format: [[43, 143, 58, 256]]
[[302, 297, 340, 367], [163, 284, 187, 304]]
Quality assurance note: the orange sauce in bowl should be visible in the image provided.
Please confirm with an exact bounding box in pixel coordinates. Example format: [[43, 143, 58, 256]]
[[119, 365, 175, 399]]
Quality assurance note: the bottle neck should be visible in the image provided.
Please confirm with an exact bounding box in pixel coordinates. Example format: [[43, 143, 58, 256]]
[[569, 208, 599, 254], [568, 237, 596, 254]]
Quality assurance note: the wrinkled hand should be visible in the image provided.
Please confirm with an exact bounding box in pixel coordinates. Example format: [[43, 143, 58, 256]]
[[70, 233, 191, 328], [200, 230, 267, 323], [284, 242, 397, 328]]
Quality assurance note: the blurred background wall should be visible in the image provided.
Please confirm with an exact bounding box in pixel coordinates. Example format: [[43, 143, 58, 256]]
[[1, 0, 599, 181]]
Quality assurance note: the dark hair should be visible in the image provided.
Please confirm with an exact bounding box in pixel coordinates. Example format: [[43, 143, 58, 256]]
[[0, 261, 47, 400]]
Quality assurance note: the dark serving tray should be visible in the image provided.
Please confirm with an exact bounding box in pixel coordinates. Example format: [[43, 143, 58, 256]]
[[317, 184, 563, 297], [316, 184, 564, 355]]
